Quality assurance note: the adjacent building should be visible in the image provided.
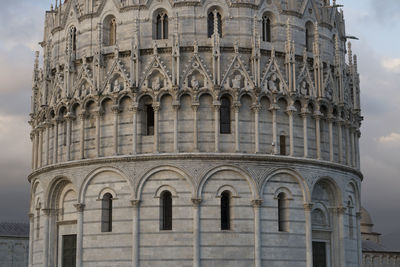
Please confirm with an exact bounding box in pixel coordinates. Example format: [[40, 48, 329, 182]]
[[0, 222, 29, 267]]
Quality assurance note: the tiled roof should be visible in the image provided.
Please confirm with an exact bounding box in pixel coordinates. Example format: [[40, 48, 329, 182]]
[[0, 222, 29, 238], [363, 240, 400, 253]]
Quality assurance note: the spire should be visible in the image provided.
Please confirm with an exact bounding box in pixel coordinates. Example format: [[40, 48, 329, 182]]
[[286, 18, 292, 43], [353, 54, 358, 73], [213, 9, 219, 38], [32, 51, 40, 85], [335, 34, 340, 67], [348, 41, 353, 66]]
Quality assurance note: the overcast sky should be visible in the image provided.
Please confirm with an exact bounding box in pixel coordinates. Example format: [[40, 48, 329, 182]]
[[0, 0, 399, 247]]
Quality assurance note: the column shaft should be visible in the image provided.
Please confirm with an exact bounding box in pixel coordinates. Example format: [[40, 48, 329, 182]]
[[338, 122, 343, 164], [95, 113, 101, 157], [75, 204, 85, 267], [271, 108, 278, 154], [304, 204, 313, 267], [329, 120, 334, 161], [42, 210, 50, 267], [153, 106, 159, 153], [193, 105, 199, 152], [234, 106, 240, 152], [131, 201, 140, 267], [53, 122, 59, 164], [66, 119, 71, 161], [113, 108, 120, 155], [288, 111, 294, 156], [79, 116, 85, 159], [252, 200, 262, 267], [302, 113, 308, 158], [132, 108, 137, 154], [28, 214, 34, 267], [46, 126, 50, 165], [254, 108, 260, 154], [173, 105, 179, 153], [214, 105, 220, 153], [315, 117, 321, 160], [192, 199, 201, 267], [38, 131, 42, 168]]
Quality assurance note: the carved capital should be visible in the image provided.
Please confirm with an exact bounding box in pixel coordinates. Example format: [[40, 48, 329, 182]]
[[191, 198, 202, 207], [42, 208, 52, 216], [74, 203, 85, 212], [129, 104, 139, 113], [78, 110, 87, 120], [251, 105, 261, 113], [251, 199, 263, 208], [286, 105, 297, 116], [191, 103, 200, 112], [303, 203, 314, 211], [152, 103, 160, 112], [65, 112, 76, 121], [111, 105, 121, 114], [269, 103, 279, 111], [130, 199, 141, 207], [233, 102, 241, 112], [172, 103, 180, 111], [313, 111, 323, 120]]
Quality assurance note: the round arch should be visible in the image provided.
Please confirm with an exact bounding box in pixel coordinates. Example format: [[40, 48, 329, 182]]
[[135, 165, 195, 200], [261, 168, 311, 203], [78, 166, 134, 204], [197, 165, 259, 200], [44, 176, 77, 209], [311, 176, 343, 207]]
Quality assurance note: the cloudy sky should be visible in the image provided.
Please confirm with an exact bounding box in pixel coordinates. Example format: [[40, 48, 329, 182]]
[[0, 0, 399, 247]]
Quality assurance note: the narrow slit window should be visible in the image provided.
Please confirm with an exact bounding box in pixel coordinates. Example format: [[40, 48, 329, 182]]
[[155, 12, 168, 40], [208, 10, 222, 38], [146, 105, 154, 136], [280, 135, 286, 155], [101, 193, 113, 232], [262, 16, 271, 42], [160, 191, 172, 230], [110, 18, 117, 46], [220, 96, 231, 134], [221, 191, 231, 230], [278, 192, 289, 232]]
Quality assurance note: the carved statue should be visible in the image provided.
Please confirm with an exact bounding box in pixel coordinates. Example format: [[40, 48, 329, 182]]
[[113, 79, 121, 92], [232, 74, 242, 89], [152, 77, 161, 91], [191, 76, 199, 90], [268, 74, 278, 92], [300, 80, 309, 96]]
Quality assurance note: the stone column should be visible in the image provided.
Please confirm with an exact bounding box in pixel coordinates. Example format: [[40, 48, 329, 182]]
[[336, 206, 346, 267], [173, 104, 180, 153], [337, 119, 343, 164], [130, 105, 138, 155], [131, 200, 141, 267], [234, 103, 241, 152], [252, 199, 262, 267], [38, 127, 43, 168], [328, 115, 334, 162], [42, 208, 51, 267], [192, 104, 199, 152], [31, 132, 36, 170], [346, 123, 351, 166], [74, 204, 85, 267], [314, 111, 322, 160], [287, 106, 296, 157], [356, 212, 363, 267], [28, 213, 34, 267], [45, 122, 50, 166], [270, 104, 279, 154], [304, 203, 313, 267], [65, 113, 75, 161], [356, 130, 361, 169], [253, 106, 260, 154], [112, 105, 120, 156], [214, 102, 221, 153], [94, 109, 102, 157], [153, 104, 160, 153], [53, 118, 59, 164], [301, 108, 309, 158], [351, 127, 356, 167], [78, 111, 85, 159], [192, 198, 202, 267]]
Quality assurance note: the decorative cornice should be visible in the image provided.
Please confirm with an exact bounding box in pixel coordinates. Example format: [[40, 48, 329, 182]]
[[28, 152, 363, 182]]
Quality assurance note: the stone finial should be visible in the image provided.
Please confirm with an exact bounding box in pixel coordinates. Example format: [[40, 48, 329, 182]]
[[348, 42, 353, 66], [286, 18, 292, 42], [193, 41, 198, 54], [153, 41, 158, 55], [213, 9, 219, 38]]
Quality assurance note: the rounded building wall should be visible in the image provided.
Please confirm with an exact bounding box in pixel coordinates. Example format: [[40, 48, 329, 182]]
[[28, 0, 364, 267]]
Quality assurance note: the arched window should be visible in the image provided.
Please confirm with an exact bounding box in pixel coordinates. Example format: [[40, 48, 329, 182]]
[[160, 191, 172, 230], [101, 193, 113, 232], [103, 15, 117, 46], [280, 135, 286, 155], [68, 26, 77, 54], [348, 201, 354, 239], [146, 104, 154, 136], [221, 191, 231, 230], [155, 12, 168, 40], [208, 10, 222, 38], [262, 16, 272, 42], [220, 96, 231, 134], [110, 18, 117, 45], [306, 22, 314, 52], [277, 192, 289, 232]]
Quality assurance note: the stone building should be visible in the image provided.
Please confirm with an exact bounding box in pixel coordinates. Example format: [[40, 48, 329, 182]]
[[28, 0, 364, 266], [0, 222, 29, 267], [361, 208, 400, 267]]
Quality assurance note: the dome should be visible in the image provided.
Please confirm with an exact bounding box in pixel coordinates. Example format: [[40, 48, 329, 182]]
[[361, 207, 373, 227], [28, 0, 364, 266]]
